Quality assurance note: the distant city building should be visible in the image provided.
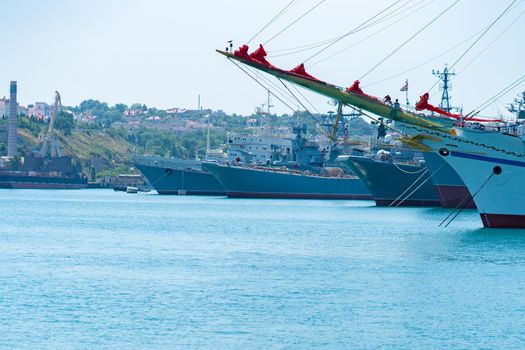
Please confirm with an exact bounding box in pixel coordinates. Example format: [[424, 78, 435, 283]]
[[0, 97, 26, 118], [166, 107, 187, 115], [28, 102, 53, 120]]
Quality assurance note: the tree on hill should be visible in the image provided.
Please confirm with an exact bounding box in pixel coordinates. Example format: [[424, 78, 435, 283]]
[[54, 111, 75, 136]]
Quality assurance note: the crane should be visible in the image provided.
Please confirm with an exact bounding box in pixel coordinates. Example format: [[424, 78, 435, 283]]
[[39, 91, 62, 158]]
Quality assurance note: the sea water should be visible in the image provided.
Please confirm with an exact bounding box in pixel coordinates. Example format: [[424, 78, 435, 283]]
[[1, 189, 525, 349]]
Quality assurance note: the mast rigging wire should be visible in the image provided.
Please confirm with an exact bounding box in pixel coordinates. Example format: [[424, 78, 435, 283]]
[[471, 74, 525, 113], [308, 0, 437, 67], [278, 79, 328, 133], [227, 59, 329, 136], [269, 0, 423, 58], [364, 27, 485, 87], [428, 0, 519, 92], [359, 0, 461, 81], [246, 0, 298, 45], [456, 5, 525, 76], [290, 83, 321, 114], [264, 0, 327, 45], [303, 0, 405, 64], [440, 172, 495, 227]]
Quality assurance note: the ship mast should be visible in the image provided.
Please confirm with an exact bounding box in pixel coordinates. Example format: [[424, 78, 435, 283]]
[[432, 65, 456, 112], [507, 90, 525, 120]]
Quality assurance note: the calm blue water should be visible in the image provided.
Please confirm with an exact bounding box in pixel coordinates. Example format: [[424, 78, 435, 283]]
[[1, 190, 525, 349]]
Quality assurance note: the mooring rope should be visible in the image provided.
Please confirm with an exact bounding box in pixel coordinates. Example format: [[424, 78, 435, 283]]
[[439, 171, 496, 227]]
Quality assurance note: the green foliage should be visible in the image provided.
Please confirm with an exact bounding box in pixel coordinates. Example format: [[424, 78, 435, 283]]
[[74, 99, 124, 127], [128, 127, 225, 159], [97, 164, 135, 178], [114, 103, 128, 114], [345, 117, 375, 137], [105, 127, 127, 139], [77, 122, 102, 131], [18, 116, 42, 137], [54, 111, 75, 136]]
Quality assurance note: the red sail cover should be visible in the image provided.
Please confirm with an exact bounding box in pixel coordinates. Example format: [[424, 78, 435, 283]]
[[346, 80, 365, 95], [249, 44, 273, 67], [289, 63, 321, 81], [415, 92, 502, 123], [345, 80, 383, 104], [234, 45, 250, 59], [415, 93, 460, 118]]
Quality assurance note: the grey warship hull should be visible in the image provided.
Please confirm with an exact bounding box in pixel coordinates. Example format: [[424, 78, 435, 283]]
[[134, 156, 225, 195], [202, 162, 372, 200]]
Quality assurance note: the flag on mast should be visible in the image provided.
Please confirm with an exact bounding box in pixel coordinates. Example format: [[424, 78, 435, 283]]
[[400, 80, 408, 91]]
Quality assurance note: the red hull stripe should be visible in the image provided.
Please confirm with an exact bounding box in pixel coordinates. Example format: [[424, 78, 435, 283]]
[[434, 185, 476, 209], [480, 213, 525, 228]]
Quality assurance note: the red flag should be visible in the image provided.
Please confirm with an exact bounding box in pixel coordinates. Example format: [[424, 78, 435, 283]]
[[400, 80, 408, 91]]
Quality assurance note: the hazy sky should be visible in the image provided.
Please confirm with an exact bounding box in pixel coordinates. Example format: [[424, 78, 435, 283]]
[[1, 0, 524, 116]]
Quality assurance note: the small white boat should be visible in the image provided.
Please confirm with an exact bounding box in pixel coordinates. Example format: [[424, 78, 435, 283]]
[[126, 186, 139, 193]]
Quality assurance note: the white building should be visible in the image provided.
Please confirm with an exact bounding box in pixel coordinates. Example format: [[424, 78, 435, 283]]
[[0, 97, 24, 117]]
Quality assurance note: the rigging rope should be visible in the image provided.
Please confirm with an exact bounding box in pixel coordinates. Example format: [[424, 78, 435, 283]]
[[269, 0, 425, 59], [264, 0, 327, 45], [360, 0, 461, 81], [248, 66, 305, 107], [227, 58, 329, 137], [303, 0, 405, 64], [364, 27, 484, 87], [471, 73, 525, 113], [278, 78, 330, 137], [392, 161, 427, 174], [309, 0, 436, 67], [440, 172, 495, 227], [290, 83, 321, 114], [247, 0, 298, 45], [269, 37, 338, 56], [428, 0, 519, 92], [392, 161, 445, 207], [388, 168, 429, 207], [457, 6, 525, 76]]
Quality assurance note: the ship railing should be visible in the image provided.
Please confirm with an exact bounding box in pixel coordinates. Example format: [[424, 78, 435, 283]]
[[231, 163, 357, 179], [458, 121, 525, 136]]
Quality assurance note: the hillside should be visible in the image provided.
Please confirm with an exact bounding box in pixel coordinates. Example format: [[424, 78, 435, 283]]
[[16, 125, 136, 177]]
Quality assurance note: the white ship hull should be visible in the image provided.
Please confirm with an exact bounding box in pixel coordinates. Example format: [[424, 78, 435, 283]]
[[394, 121, 525, 228]]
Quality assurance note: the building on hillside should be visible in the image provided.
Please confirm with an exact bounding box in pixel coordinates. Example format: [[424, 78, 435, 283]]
[[28, 102, 53, 120], [0, 97, 25, 117]]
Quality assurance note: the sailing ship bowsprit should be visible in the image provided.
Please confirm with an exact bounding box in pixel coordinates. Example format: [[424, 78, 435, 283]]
[[219, 42, 525, 228]]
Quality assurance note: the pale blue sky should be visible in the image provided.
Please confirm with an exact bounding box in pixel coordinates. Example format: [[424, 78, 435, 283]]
[[1, 0, 524, 116]]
